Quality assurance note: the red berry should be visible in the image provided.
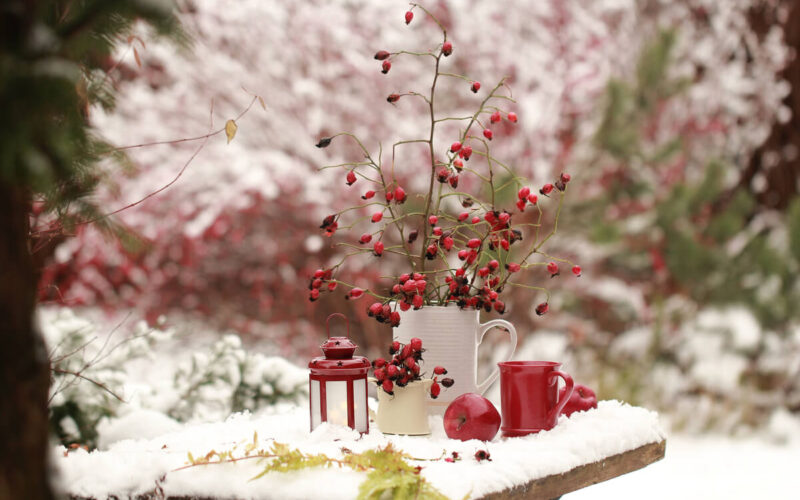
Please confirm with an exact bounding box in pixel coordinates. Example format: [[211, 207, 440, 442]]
[[442, 41, 453, 56], [311, 279, 323, 289], [498, 212, 510, 225], [467, 238, 481, 249], [462, 146, 473, 160], [430, 381, 441, 399], [433, 366, 447, 375], [428, 215, 439, 226], [443, 236, 454, 250], [432, 226, 443, 236], [471, 81, 481, 93], [488, 259, 499, 270], [506, 262, 521, 273], [527, 194, 538, 205], [540, 183, 554, 195], [401, 343, 413, 359], [398, 273, 410, 283], [483, 129, 493, 140], [457, 249, 468, 260], [458, 211, 469, 222], [382, 379, 394, 394], [362, 190, 375, 200], [448, 174, 459, 188], [373, 358, 387, 368], [374, 368, 386, 380], [399, 301, 411, 311], [386, 364, 399, 378], [404, 357, 416, 370], [560, 172, 571, 183], [450, 141, 462, 153], [426, 243, 437, 259], [309, 289, 320, 301], [410, 338, 423, 351], [394, 186, 407, 203], [508, 112, 518, 123], [346, 171, 357, 185], [412, 294, 423, 309], [402, 280, 417, 294], [405, 10, 414, 24], [478, 267, 489, 278], [371, 212, 383, 223], [313, 269, 325, 279], [389, 311, 401, 327], [359, 233, 372, 244], [518, 187, 531, 200], [500, 239, 510, 251], [413, 272, 423, 281], [348, 288, 365, 299], [387, 93, 400, 103], [368, 302, 383, 316], [437, 168, 450, 183], [547, 262, 559, 275], [453, 159, 464, 172], [572, 265, 582, 277], [374, 50, 391, 60], [535, 302, 549, 316], [373, 241, 385, 256], [471, 216, 481, 224], [385, 190, 394, 202], [490, 111, 501, 123], [327, 282, 337, 291], [516, 199, 526, 212], [494, 300, 506, 314], [382, 60, 391, 74]]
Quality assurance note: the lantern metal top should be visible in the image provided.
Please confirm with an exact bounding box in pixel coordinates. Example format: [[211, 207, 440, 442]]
[[309, 314, 370, 375], [320, 313, 357, 359]]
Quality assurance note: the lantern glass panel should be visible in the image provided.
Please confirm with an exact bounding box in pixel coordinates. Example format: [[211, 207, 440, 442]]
[[353, 378, 367, 432], [310, 379, 321, 429], [325, 380, 349, 427]]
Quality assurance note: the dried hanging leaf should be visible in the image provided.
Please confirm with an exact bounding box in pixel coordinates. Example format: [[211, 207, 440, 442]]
[[258, 96, 266, 110], [133, 47, 142, 68], [225, 119, 238, 144]]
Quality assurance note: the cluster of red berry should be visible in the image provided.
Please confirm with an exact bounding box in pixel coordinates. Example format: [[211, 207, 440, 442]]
[[371, 337, 453, 398], [307, 268, 336, 302], [309, 4, 579, 327]]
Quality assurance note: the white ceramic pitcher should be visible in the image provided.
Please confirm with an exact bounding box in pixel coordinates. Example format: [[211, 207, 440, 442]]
[[394, 306, 517, 414]]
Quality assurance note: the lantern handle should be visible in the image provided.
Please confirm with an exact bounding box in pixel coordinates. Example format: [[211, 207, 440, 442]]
[[326, 313, 350, 339]]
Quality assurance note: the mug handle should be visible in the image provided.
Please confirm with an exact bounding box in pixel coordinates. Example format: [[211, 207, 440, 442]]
[[475, 319, 518, 394], [546, 370, 574, 422]]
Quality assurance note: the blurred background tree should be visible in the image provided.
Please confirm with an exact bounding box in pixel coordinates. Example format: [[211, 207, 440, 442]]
[[0, 1, 183, 497]]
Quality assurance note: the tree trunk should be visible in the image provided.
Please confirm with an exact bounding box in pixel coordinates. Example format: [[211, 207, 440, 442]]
[[0, 181, 54, 500]]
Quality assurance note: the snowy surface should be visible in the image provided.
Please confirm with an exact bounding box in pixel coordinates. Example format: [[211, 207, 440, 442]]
[[56, 400, 664, 499]]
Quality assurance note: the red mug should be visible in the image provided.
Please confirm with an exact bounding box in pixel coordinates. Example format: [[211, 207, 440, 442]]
[[498, 361, 574, 437]]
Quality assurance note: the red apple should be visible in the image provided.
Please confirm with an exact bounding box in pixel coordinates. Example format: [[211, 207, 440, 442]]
[[443, 393, 501, 441], [560, 383, 598, 417]]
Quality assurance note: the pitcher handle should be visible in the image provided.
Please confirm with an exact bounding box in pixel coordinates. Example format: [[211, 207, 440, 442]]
[[475, 319, 517, 394], [546, 370, 574, 423]]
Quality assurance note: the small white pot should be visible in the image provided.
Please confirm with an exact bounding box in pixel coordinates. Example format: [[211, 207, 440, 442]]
[[371, 379, 433, 435]]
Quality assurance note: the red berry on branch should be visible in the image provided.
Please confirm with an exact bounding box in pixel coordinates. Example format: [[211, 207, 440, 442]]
[[374, 50, 391, 60], [457, 249, 468, 260], [426, 244, 437, 259], [433, 366, 447, 375], [498, 212, 510, 225], [453, 158, 464, 171], [450, 141, 462, 153], [490, 111, 502, 123], [327, 282, 337, 291], [437, 168, 450, 183], [346, 170, 357, 185], [508, 112, 518, 123], [518, 187, 530, 200], [458, 211, 469, 222], [359, 233, 372, 244], [387, 93, 400, 103], [402, 280, 417, 294], [313, 269, 325, 279], [412, 294, 424, 309], [535, 302, 549, 316], [373, 241, 384, 256], [368, 302, 383, 316], [394, 186, 407, 203], [471, 216, 481, 224], [428, 215, 439, 226], [478, 267, 489, 278], [462, 146, 473, 160], [405, 10, 414, 24], [371, 212, 383, 223], [309, 289, 320, 301], [374, 368, 386, 381], [572, 265, 582, 277], [547, 262, 559, 276], [540, 183, 554, 195], [362, 190, 375, 200], [348, 288, 365, 299], [494, 300, 505, 314], [448, 174, 459, 188], [430, 381, 441, 399], [432, 226, 443, 236], [516, 199, 526, 212], [385, 190, 394, 202], [443, 236, 454, 250], [382, 379, 394, 395], [442, 41, 453, 56], [410, 337, 423, 351], [488, 259, 499, 271], [471, 81, 481, 93], [506, 262, 521, 273], [467, 238, 481, 249], [560, 172, 571, 183], [373, 358, 387, 368], [527, 194, 538, 205], [381, 60, 391, 74], [474, 450, 491, 462], [500, 239, 510, 251], [405, 357, 416, 370], [311, 279, 323, 289], [483, 129, 493, 140]]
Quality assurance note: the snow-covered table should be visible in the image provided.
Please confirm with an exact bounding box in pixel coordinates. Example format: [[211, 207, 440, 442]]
[[60, 400, 666, 500]]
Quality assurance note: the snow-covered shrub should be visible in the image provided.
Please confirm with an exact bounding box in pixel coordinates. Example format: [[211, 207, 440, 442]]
[[43, 308, 173, 446], [169, 334, 308, 422]]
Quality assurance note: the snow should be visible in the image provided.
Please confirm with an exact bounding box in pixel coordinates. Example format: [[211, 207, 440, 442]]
[[57, 400, 664, 499]]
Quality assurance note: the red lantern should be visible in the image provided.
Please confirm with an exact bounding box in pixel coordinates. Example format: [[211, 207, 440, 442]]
[[309, 314, 370, 433]]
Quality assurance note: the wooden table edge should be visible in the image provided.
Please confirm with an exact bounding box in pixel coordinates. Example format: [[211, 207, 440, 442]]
[[478, 439, 667, 500]]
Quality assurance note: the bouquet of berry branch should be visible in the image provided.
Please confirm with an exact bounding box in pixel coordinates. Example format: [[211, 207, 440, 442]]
[[310, 3, 579, 327], [371, 337, 452, 398]]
